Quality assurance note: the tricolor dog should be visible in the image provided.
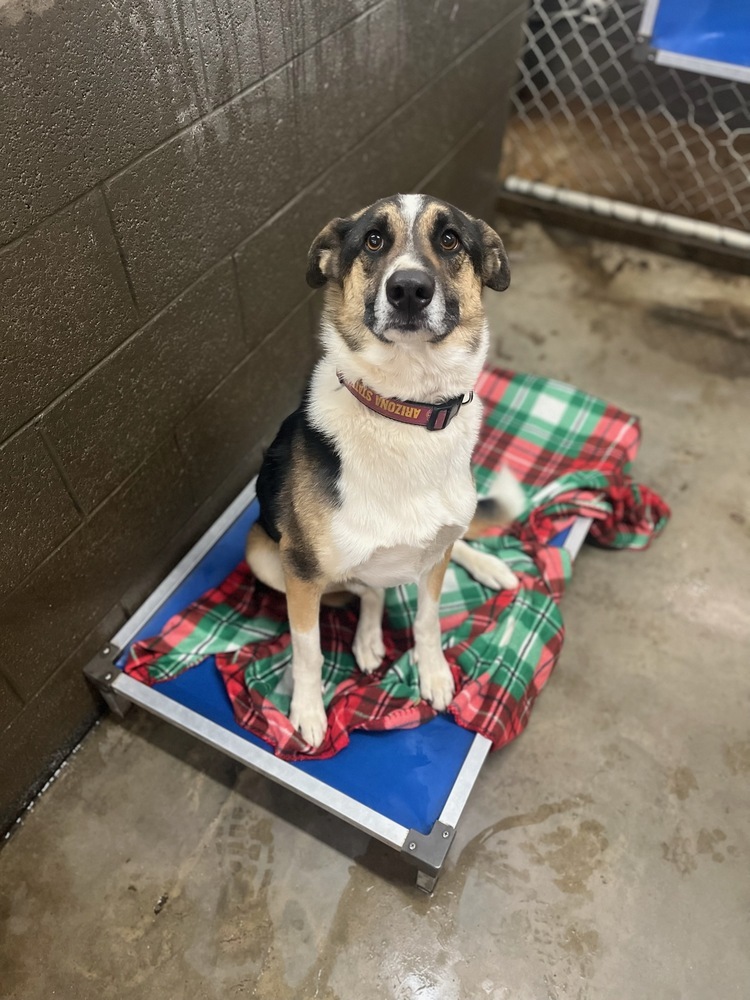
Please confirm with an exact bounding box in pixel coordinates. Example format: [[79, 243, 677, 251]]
[[246, 194, 525, 748]]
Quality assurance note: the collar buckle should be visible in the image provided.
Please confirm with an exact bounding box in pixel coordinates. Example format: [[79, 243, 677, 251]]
[[426, 391, 473, 431]]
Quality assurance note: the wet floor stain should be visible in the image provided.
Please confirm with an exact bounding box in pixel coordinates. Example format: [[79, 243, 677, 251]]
[[668, 766, 699, 801], [213, 807, 275, 965], [661, 829, 697, 876], [480, 795, 594, 835], [602, 742, 630, 767], [661, 825, 729, 874], [449, 796, 596, 898], [521, 819, 609, 896], [560, 923, 600, 959], [448, 796, 600, 898], [723, 739, 750, 776], [696, 828, 727, 863], [638, 306, 750, 379]]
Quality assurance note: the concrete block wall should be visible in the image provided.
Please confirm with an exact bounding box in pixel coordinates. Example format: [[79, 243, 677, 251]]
[[0, 0, 526, 833]]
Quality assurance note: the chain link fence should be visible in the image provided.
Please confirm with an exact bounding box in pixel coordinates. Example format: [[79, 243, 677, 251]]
[[500, 0, 750, 233]]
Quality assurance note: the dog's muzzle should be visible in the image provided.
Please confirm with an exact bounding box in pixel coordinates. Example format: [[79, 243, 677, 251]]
[[385, 269, 435, 322]]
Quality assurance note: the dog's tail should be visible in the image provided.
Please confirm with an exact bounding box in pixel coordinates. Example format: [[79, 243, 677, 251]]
[[467, 465, 526, 537]]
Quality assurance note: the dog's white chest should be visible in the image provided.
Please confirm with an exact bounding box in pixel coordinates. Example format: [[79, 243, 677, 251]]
[[327, 408, 479, 583], [348, 526, 463, 587]]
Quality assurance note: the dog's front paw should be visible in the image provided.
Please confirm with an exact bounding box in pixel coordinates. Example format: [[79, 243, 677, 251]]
[[289, 692, 328, 749], [416, 650, 455, 712], [465, 550, 519, 591], [353, 622, 386, 674]]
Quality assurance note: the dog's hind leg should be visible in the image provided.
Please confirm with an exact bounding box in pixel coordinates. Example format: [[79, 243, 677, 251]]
[[348, 584, 386, 675], [451, 538, 519, 590], [246, 522, 287, 592], [453, 465, 525, 590], [414, 547, 454, 712], [247, 526, 357, 607]]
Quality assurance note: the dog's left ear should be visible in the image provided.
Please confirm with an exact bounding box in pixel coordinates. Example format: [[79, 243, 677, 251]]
[[476, 220, 511, 292], [306, 218, 348, 288]]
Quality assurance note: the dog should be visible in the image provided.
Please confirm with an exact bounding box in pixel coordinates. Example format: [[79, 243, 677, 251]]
[[246, 194, 525, 748]]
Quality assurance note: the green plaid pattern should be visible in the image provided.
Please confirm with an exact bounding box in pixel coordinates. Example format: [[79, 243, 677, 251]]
[[125, 367, 669, 758]]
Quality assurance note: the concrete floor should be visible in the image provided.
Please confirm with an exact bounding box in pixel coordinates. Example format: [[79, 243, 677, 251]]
[[2, 221, 749, 1000]]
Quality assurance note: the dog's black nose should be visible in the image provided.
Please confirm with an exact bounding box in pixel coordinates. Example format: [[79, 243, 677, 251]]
[[385, 269, 435, 313]]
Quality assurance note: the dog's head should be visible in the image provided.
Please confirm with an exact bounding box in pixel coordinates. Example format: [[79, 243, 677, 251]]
[[306, 194, 509, 349]]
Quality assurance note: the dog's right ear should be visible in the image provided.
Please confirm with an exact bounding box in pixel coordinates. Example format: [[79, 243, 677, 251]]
[[306, 218, 349, 288], [476, 219, 511, 292]]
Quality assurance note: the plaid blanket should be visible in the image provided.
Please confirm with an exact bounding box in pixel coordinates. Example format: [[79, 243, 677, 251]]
[[125, 368, 669, 758]]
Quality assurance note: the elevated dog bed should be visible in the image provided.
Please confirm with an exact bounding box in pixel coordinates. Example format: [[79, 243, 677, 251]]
[[86, 368, 668, 890]]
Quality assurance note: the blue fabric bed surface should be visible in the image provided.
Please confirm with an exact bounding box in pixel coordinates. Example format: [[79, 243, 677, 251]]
[[116, 498, 573, 835], [652, 0, 750, 68]]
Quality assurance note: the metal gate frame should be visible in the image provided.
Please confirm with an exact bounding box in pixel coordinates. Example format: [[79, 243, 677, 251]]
[[637, 0, 750, 85]]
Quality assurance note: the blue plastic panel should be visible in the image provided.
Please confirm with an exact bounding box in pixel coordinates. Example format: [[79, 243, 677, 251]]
[[116, 500, 476, 834], [651, 0, 750, 69], [116, 495, 574, 835]]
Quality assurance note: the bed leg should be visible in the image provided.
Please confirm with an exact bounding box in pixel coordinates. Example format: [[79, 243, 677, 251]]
[[416, 870, 439, 894], [84, 647, 132, 718], [402, 821, 455, 895]]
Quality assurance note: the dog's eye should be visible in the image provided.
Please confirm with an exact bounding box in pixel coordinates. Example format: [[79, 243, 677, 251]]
[[440, 230, 460, 252], [364, 230, 384, 252]]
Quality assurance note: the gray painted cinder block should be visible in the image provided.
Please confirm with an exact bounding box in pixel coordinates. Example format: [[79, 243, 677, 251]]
[[0, 0, 393, 244], [234, 207, 317, 350], [0, 191, 138, 440], [118, 300, 318, 617], [392, 29, 519, 188], [0, 428, 81, 603], [294, 0, 525, 179], [195, 0, 383, 108], [290, 1, 420, 178], [0, 672, 23, 734], [401, 0, 524, 72], [192, 0, 265, 108], [0, 603, 127, 837], [42, 261, 247, 512], [176, 300, 318, 506], [423, 113, 517, 224], [0, 1, 206, 244], [105, 65, 301, 316], [0, 440, 194, 703]]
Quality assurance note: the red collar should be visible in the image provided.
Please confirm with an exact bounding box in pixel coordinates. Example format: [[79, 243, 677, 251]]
[[337, 371, 473, 431]]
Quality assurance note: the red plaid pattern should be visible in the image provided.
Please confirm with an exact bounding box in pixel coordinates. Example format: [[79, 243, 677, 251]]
[[125, 367, 669, 758]]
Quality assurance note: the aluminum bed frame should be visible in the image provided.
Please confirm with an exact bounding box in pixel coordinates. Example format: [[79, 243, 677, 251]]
[[85, 478, 590, 892]]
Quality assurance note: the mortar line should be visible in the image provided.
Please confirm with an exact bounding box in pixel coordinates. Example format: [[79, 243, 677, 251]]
[[36, 424, 87, 518], [0, 664, 25, 708], [98, 186, 140, 314]]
